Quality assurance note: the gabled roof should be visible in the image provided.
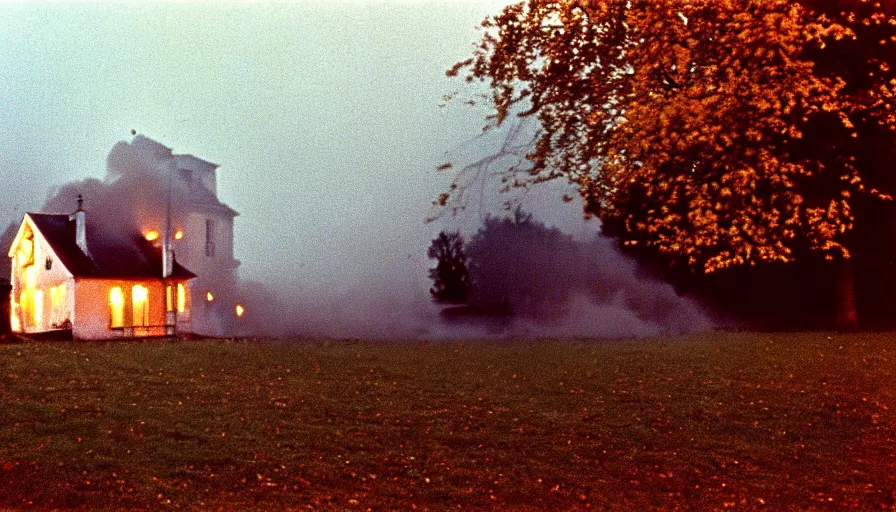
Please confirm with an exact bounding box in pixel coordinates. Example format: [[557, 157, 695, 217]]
[[26, 213, 195, 280]]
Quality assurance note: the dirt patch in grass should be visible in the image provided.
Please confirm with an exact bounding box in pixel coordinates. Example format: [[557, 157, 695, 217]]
[[0, 332, 894, 509]]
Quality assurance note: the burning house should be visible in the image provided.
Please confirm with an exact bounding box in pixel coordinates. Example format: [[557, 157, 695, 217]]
[[6, 134, 242, 339], [8, 197, 195, 339], [119, 135, 242, 335]]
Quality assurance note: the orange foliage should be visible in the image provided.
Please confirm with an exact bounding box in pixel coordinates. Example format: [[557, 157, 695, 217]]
[[447, 0, 896, 273]]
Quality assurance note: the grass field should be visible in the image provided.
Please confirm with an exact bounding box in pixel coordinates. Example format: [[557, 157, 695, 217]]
[[0, 332, 894, 510]]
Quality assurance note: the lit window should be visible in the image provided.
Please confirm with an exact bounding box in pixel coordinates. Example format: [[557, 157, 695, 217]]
[[109, 287, 125, 328], [50, 286, 61, 309], [177, 283, 187, 314], [166, 285, 174, 312], [132, 285, 149, 327], [33, 290, 43, 326], [20, 291, 33, 328], [50, 285, 66, 327], [24, 266, 36, 289]]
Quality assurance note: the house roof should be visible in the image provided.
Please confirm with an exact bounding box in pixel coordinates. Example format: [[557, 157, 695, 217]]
[[27, 213, 195, 280], [178, 184, 239, 217]]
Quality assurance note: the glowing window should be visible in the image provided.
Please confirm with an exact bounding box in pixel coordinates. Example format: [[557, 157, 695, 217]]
[[20, 291, 32, 328], [166, 285, 174, 312], [177, 283, 187, 314], [49, 285, 66, 327], [132, 285, 149, 327], [24, 266, 36, 289], [33, 290, 43, 326], [109, 287, 125, 328]]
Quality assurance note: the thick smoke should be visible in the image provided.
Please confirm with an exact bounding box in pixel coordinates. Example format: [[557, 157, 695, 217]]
[[438, 211, 713, 338], [3, 135, 714, 340]]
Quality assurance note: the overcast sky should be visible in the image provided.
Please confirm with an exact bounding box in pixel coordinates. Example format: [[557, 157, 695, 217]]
[[0, 0, 593, 294]]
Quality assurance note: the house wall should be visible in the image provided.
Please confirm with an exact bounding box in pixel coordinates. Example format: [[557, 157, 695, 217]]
[[9, 216, 76, 334], [174, 154, 217, 196], [172, 210, 239, 335], [72, 278, 168, 340]]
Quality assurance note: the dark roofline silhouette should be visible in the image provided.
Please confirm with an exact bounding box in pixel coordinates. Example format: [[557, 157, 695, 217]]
[[27, 213, 195, 280]]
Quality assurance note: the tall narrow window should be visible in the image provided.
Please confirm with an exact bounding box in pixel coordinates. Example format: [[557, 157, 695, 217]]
[[109, 287, 125, 328], [20, 292, 30, 328], [166, 285, 174, 313], [177, 282, 187, 314], [33, 290, 43, 326], [132, 285, 149, 327], [205, 219, 216, 257], [50, 285, 65, 326]]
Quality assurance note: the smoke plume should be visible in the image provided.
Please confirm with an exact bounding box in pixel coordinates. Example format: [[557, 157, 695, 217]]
[[437, 211, 713, 338], [1, 135, 716, 340]]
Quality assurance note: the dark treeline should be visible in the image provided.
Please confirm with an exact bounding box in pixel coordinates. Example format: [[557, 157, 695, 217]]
[[429, 211, 712, 335]]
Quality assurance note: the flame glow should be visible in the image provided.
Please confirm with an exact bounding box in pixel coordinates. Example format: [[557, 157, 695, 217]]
[[9, 307, 20, 332], [206, 291, 214, 302], [174, 230, 183, 240], [144, 230, 160, 242], [109, 286, 124, 328], [235, 304, 245, 318], [32, 290, 42, 325], [177, 283, 187, 313], [132, 285, 149, 327]]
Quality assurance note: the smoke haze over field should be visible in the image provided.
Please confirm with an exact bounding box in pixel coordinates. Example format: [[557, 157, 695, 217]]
[[0, 1, 714, 339]]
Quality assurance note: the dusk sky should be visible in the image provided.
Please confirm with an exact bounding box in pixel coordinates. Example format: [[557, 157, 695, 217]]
[[0, 0, 589, 293]]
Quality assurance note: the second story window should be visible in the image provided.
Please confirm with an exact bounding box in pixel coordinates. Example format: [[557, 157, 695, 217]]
[[205, 219, 216, 258]]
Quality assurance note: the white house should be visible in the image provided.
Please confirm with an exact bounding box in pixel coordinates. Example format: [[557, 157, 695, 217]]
[[8, 198, 195, 340]]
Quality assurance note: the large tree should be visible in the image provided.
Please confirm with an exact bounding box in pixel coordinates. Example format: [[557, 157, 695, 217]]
[[444, 0, 896, 328]]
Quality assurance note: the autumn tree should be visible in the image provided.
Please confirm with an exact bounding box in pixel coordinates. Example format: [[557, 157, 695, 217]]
[[427, 231, 471, 304], [443, 0, 896, 328]]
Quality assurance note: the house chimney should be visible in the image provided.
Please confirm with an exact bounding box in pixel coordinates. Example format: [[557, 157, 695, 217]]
[[70, 194, 90, 257]]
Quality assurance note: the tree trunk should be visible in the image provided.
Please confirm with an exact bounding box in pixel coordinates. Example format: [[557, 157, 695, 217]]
[[835, 256, 859, 330]]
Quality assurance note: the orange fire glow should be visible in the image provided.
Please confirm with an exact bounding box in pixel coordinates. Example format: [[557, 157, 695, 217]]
[[144, 231, 160, 242], [174, 230, 183, 240], [235, 304, 245, 318], [206, 291, 214, 302]]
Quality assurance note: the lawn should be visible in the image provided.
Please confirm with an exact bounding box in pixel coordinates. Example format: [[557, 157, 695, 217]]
[[0, 332, 894, 510]]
